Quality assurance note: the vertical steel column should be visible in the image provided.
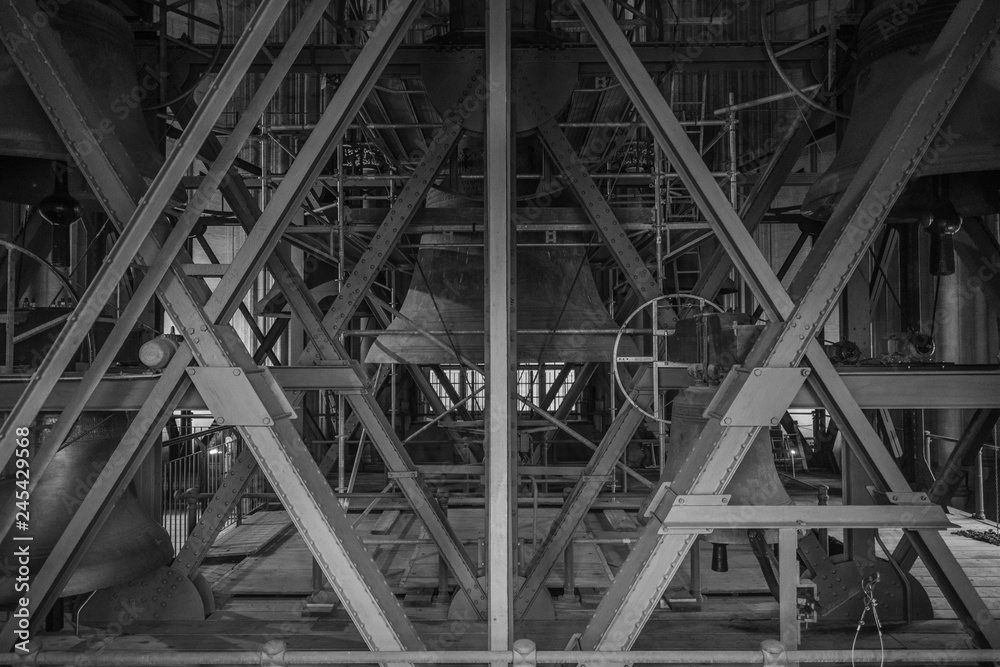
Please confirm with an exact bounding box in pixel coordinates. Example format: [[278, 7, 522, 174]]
[[485, 0, 515, 655], [778, 529, 799, 664]]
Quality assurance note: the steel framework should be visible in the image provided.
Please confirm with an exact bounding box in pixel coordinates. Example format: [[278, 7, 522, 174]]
[[1, 0, 1000, 663]]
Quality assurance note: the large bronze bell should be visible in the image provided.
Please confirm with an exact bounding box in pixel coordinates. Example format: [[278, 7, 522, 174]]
[[0, 412, 173, 606], [801, 0, 1000, 221], [366, 233, 635, 364], [665, 385, 793, 551], [0, 0, 165, 205]]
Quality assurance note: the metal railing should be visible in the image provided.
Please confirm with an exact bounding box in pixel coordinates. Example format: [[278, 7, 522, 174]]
[[161, 424, 271, 553], [4, 639, 999, 665]]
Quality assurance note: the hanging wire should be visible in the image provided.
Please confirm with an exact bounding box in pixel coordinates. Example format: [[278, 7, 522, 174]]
[[870, 249, 918, 333], [851, 572, 885, 667]]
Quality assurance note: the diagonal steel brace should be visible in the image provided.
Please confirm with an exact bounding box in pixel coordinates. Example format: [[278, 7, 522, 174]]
[[571, 0, 1000, 652], [0, 0, 429, 656]]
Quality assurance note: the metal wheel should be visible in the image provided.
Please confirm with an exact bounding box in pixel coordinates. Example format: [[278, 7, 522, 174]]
[[612, 294, 724, 423]]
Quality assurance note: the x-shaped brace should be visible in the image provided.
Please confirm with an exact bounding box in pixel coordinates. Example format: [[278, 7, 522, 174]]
[[0, 0, 431, 656], [570, 0, 1000, 652]]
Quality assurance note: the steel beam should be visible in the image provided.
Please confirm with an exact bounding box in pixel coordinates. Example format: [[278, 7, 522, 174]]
[[176, 0, 491, 621], [514, 367, 652, 618], [532, 116, 660, 304], [174, 42, 829, 75], [168, 4, 487, 616], [692, 105, 826, 301], [406, 364, 475, 459], [892, 408, 1000, 571], [485, 0, 515, 655], [538, 364, 574, 412], [570, 0, 1000, 652], [431, 366, 476, 422], [4, 365, 1000, 412], [172, 448, 259, 578], [0, 0, 291, 525], [0, 0, 429, 655], [309, 122, 466, 343]]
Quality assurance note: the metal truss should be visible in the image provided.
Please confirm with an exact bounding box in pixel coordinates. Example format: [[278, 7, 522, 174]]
[[0, 0, 295, 541], [570, 0, 1000, 653], [2, 0, 998, 659], [0, 0, 431, 655]]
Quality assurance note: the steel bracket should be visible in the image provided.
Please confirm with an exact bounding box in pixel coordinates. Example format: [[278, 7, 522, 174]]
[[580, 474, 613, 483], [187, 366, 296, 426], [387, 471, 419, 479], [706, 365, 810, 427], [657, 494, 731, 535], [643, 482, 677, 523], [871, 488, 931, 505]]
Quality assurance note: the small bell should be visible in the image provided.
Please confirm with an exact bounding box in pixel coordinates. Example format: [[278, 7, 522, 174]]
[[711, 543, 729, 573]]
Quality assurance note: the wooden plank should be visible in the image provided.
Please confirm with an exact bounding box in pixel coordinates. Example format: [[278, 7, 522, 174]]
[[403, 588, 434, 607], [602, 509, 637, 532], [206, 511, 294, 558], [371, 510, 401, 535]]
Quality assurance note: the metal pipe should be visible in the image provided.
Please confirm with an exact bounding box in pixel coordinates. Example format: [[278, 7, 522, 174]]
[[342, 328, 659, 336], [247, 171, 731, 183], [5, 648, 1000, 665], [975, 448, 987, 520], [265, 120, 727, 132]]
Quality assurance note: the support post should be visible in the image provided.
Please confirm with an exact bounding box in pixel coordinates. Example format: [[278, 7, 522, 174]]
[[485, 0, 515, 656], [778, 529, 799, 665]]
